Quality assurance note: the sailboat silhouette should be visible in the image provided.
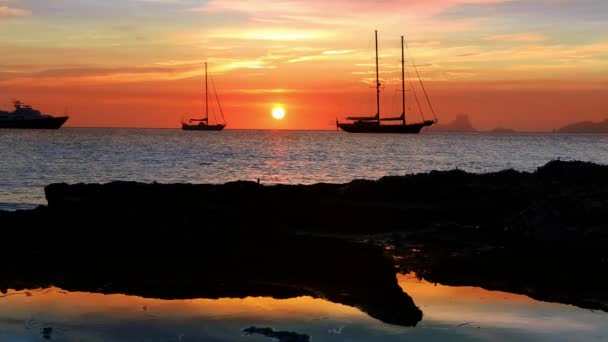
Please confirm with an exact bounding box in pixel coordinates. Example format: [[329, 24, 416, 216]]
[[337, 30, 437, 134], [181, 62, 226, 131]]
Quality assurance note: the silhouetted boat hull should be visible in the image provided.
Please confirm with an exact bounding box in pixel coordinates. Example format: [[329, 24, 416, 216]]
[[181, 123, 225, 131], [0, 116, 68, 129], [338, 120, 434, 134]]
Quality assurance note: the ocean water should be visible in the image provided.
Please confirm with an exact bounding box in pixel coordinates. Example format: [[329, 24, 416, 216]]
[[2, 129, 608, 341], [1, 128, 607, 209]]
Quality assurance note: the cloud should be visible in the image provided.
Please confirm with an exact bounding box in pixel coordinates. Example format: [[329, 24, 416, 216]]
[[189, 0, 514, 27], [211, 60, 277, 73], [155, 59, 205, 67], [207, 28, 330, 41], [440, 0, 608, 22], [0, 5, 31, 17], [33, 66, 178, 78], [228, 88, 297, 94], [0, 65, 202, 87], [178, 0, 514, 58], [156, 57, 280, 73], [288, 49, 360, 63], [485, 33, 548, 43], [131, 0, 190, 2], [322, 50, 354, 55], [196, 0, 511, 17]]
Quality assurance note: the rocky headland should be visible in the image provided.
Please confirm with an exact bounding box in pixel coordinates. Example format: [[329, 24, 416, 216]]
[[555, 118, 608, 134]]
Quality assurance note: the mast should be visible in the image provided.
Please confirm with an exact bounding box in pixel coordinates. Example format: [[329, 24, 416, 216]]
[[375, 30, 380, 124], [205, 62, 209, 122], [401, 36, 406, 126]]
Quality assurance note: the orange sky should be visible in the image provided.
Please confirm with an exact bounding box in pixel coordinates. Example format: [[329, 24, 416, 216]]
[[1, 0, 607, 131]]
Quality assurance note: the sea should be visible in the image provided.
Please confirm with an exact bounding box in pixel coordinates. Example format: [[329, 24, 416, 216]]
[[1, 128, 608, 341], [1, 128, 607, 210]]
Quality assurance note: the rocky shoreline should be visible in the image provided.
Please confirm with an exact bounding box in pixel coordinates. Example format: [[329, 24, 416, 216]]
[[32, 159, 608, 237], [1, 160, 607, 325]]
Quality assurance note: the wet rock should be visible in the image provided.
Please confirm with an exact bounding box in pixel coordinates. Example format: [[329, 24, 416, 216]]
[[243, 326, 310, 342], [41, 327, 52, 340]]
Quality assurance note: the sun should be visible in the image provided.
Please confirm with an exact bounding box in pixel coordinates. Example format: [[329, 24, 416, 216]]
[[271, 106, 286, 120]]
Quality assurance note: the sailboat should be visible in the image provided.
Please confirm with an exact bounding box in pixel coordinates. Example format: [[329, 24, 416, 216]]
[[181, 62, 226, 131], [337, 31, 437, 134]]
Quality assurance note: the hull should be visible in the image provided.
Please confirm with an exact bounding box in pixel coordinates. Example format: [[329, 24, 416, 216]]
[[338, 120, 434, 134], [0, 116, 68, 129], [181, 123, 225, 131]]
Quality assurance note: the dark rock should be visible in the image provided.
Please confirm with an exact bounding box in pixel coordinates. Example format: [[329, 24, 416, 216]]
[[1, 160, 607, 324], [243, 326, 310, 342], [31, 160, 608, 238], [0, 233, 422, 327], [41, 327, 52, 340]]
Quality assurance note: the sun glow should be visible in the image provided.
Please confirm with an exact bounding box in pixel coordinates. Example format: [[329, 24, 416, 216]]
[[271, 106, 286, 120]]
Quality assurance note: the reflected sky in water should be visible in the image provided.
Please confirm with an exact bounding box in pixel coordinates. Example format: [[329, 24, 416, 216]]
[[1, 274, 606, 341]]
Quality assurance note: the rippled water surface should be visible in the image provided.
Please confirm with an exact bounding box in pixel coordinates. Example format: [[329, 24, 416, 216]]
[[1, 128, 607, 207]]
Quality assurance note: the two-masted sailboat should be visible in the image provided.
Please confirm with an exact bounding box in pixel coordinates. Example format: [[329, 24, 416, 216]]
[[337, 31, 437, 134], [181, 62, 226, 131]]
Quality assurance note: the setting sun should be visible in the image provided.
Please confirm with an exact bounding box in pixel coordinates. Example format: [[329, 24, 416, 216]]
[[272, 106, 286, 120]]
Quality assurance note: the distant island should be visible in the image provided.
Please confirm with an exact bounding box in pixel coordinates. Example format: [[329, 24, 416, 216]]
[[489, 127, 517, 133], [555, 118, 608, 134], [425, 115, 608, 134], [423, 115, 519, 133], [424, 114, 477, 132]]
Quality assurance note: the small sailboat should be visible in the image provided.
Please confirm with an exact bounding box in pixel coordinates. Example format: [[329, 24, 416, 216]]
[[337, 31, 437, 134], [181, 62, 226, 131]]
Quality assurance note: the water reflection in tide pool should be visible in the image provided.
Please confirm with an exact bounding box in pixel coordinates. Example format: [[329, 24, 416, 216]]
[[0, 274, 606, 342]]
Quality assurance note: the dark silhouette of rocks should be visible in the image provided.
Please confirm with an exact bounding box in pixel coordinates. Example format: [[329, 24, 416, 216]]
[[424, 114, 477, 132], [243, 327, 310, 342], [1, 160, 607, 323], [0, 229, 422, 327], [377, 160, 608, 312], [33, 160, 607, 238], [555, 118, 608, 133], [41, 327, 53, 340], [393, 236, 608, 312]]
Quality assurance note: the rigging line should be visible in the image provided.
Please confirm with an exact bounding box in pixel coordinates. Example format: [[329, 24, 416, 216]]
[[210, 94, 218, 123], [210, 75, 226, 125], [391, 74, 399, 116], [404, 39, 438, 122], [405, 64, 426, 122], [367, 32, 373, 80]]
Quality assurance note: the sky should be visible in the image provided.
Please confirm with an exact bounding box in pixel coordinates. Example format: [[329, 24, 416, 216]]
[[1, 0, 607, 130]]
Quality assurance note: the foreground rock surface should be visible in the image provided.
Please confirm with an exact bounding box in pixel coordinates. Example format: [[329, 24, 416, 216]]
[[0, 161, 592, 240], [1, 160, 607, 323], [0, 233, 422, 327], [22, 160, 605, 237]]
